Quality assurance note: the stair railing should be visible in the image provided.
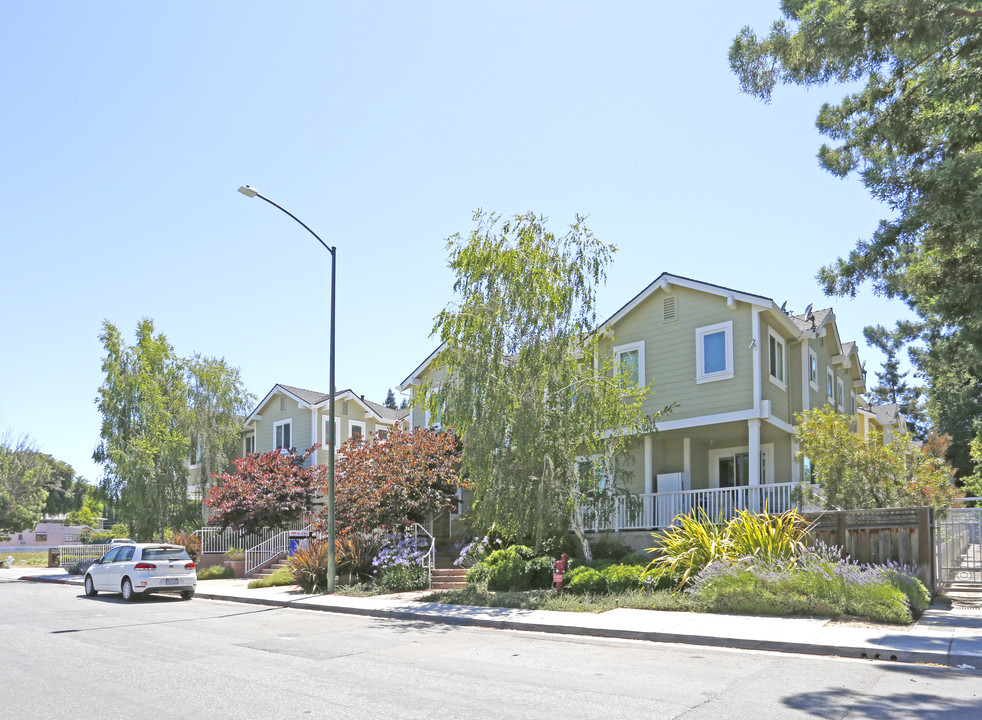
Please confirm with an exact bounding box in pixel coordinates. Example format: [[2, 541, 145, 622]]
[[245, 523, 312, 575], [408, 522, 436, 587]]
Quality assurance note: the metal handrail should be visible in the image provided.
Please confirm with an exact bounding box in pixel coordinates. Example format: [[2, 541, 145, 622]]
[[245, 524, 313, 575], [408, 522, 436, 586]]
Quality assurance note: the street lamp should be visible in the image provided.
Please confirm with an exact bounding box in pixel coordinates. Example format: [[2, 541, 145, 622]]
[[237, 185, 337, 593]]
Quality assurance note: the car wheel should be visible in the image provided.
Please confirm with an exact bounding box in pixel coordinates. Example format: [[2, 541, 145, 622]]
[[180, 590, 194, 601], [84, 575, 98, 597], [121, 577, 137, 602]]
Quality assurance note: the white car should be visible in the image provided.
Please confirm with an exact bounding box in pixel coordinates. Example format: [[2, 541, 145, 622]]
[[84, 543, 197, 601]]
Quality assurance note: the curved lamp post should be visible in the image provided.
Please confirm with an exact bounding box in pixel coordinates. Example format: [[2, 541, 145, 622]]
[[237, 185, 337, 593]]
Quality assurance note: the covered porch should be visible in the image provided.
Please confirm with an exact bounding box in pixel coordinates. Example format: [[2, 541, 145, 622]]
[[589, 416, 807, 531]]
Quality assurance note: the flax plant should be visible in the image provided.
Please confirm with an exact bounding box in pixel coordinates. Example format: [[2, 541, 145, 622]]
[[648, 507, 812, 589]]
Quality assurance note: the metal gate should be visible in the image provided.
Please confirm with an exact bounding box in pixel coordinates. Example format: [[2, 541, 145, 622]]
[[935, 506, 982, 595]]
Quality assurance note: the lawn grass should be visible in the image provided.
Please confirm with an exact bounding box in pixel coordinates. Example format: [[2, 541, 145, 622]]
[[247, 566, 296, 589], [196, 564, 234, 580], [3, 551, 49, 568], [419, 586, 694, 613]]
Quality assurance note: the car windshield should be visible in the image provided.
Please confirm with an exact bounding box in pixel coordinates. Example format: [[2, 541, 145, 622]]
[[142, 547, 191, 561]]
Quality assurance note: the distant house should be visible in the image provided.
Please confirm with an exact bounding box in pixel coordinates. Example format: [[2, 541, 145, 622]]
[[857, 402, 908, 445], [399, 273, 878, 542], [2, 517, 100, 550]]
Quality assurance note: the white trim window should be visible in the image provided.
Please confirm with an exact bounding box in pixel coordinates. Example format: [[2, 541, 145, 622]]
[[244, 434, 255, 456], [614, 340, 645, 388], [767, 327, 786, 389], [808, 348, 819, 390], [322, 416, 340, 450], [837, 377, 845, 411], [274, 419, 292, 450], [826, 367, 835, 403], [695, 321, 734, 383], [349, 419, 366, 442]]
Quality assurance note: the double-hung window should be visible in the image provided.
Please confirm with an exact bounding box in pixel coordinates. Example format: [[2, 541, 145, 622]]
[[613, 341, 645, 388], [695, 321, 734, 383], [322, 416, 339, 449], [826, 367, 835, 403], [349, 420, 366, 441], [274, 419, 292, 450], [768, 328, 786, 388], [808, 348, 819, 390], [837, 378, 845, 411], [244, 434, 255, 456]]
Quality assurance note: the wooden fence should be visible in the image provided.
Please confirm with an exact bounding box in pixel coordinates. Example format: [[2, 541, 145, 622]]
[[802, 507, 933, 590]]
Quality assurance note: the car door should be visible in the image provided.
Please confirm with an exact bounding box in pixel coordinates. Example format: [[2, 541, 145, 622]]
[[91, 547, 120, 590], [108, 545, 135, 590]]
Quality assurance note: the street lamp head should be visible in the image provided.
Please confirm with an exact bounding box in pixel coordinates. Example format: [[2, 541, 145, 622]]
[[237, 185, 259, 198]]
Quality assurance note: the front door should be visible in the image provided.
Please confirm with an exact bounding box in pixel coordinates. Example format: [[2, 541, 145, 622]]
[[718, 453, 749, 488]]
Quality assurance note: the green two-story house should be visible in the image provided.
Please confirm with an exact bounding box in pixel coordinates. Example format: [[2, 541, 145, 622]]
[[398, 273, 868, 537]]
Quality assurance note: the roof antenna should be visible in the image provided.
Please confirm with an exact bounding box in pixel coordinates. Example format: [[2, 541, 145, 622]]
[[780, 299, 788, 314], [804, 303, 815, 329]]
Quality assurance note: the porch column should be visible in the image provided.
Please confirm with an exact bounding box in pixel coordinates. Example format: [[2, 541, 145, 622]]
[[643, 434, 653, 494], [683, 438, 691, 485], [748, 418, 761, 512], [748, 419, 761, 485]]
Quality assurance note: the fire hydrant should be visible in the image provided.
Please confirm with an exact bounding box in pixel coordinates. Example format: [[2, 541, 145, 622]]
[[5, 556, 13, 570], [553, 553, 570, 593]]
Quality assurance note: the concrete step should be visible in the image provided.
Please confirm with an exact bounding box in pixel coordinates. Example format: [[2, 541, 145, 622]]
[[431, 568, 467, 578], [430, 580, 468, 590]]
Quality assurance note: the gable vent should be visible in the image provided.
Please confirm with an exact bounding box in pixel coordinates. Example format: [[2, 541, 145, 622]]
[[279, 397, 285, 412], [663, 295, 678, 322], [342, 400, 349, 416]]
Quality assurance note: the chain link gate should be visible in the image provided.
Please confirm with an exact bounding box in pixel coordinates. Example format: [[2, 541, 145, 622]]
[[935, 506, 982, 597]]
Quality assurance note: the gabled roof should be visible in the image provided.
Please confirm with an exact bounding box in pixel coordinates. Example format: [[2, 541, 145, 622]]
[[860, 402, 904, 429], [399, 272, 858, 391], [601, 272, 783, 330], [790, 307, 833, 334], [244, 383, 408, 425], [398, 342, 446, 392]]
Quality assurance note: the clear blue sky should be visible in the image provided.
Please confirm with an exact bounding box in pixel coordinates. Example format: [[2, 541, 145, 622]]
[[1, 3, 910, 484]]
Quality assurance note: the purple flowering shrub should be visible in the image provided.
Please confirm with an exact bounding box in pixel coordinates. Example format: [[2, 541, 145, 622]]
[[687, 542, 928, 624], [373, 532, 430, 569], [454, 536, 505, 568]]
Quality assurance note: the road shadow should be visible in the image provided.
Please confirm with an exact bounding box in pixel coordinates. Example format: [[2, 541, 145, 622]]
[[782, 686, 981, 719]]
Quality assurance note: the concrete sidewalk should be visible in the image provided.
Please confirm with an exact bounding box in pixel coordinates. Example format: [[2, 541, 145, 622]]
[[8, 567, 982, 672]]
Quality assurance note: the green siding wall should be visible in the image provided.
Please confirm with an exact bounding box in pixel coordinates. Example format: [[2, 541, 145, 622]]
[[604, 286, 754, 422]]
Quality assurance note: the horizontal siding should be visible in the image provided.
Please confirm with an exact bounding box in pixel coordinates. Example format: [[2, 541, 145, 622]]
[[604, 286, 754, 421]]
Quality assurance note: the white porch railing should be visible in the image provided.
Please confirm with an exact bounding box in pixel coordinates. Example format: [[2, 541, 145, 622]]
[[584, 482, 816, 532]]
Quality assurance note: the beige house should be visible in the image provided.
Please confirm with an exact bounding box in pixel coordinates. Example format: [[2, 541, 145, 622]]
[[193, 383, 408, 506], [240, 384, 408, 463], [399, 273, 877, 538]]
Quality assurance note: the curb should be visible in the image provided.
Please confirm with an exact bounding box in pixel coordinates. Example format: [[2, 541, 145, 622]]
[[22, 575, 977, 671], [192, 589, 962, 670]]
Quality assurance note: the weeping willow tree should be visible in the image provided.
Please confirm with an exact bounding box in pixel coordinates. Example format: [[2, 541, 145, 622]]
[[94, 319, 253, 540], [420, 211, 658, 560]]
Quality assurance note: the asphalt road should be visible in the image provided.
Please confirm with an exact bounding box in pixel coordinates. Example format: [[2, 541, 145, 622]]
[[2, 577, 980, 720]]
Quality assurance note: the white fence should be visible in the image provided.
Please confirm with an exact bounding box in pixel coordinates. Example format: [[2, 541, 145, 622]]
[[56, 544, 111, 568], [195, 514, 315, 556], [584, 482, 814, 532]]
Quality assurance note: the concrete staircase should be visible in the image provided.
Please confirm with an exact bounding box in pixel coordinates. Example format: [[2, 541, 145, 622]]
[[250, 554, 289, 579], [429, 536, 467, 590]]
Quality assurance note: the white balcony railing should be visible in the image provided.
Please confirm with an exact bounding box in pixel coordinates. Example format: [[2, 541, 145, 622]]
[[583, 482, 816, 532]]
